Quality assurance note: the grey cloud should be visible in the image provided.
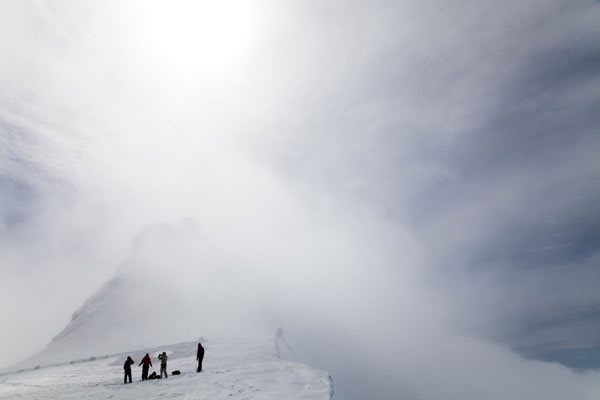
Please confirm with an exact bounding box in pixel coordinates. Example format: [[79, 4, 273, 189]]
[[259, 0, 600, 372], [2, 0, 600, 398]]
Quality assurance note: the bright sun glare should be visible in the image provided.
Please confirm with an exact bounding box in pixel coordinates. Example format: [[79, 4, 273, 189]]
[[130, 0, 259, 81]]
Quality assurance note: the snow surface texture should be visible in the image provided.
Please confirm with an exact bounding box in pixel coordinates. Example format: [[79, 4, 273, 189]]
[[0, 337, 333, 400]]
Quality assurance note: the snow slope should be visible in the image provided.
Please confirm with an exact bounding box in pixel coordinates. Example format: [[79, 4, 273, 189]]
[[0, 337, 333, 400], [2, 223, 333, 399], [21, 221, 275, 367]]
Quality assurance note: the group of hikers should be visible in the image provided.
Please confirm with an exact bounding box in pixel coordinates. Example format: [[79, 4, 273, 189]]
[[123, 342, 205, 384]]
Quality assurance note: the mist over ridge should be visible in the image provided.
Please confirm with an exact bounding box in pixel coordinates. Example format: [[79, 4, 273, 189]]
[[1, 1, 600, 399]]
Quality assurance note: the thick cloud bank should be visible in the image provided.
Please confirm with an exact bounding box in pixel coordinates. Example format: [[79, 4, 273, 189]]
[[1, 1, 600, 399]]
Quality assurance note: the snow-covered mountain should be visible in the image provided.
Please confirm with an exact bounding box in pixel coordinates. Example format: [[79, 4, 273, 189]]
[[21, 220, 274, 367], [0, 337, 333, 400], [1, 221, 333, 399], [22, 270, 201, 367], [2, 272, 333, 399]]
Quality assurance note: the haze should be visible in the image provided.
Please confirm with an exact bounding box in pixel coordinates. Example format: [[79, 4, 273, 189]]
[[1, 1, 600, 399]]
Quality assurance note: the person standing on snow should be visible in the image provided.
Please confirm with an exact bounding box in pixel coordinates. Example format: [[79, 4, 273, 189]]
[[158, 351, 168, 378], [196, 342, 205, 372], [139, 353, 152, 381], [123, 356, 134, 384]]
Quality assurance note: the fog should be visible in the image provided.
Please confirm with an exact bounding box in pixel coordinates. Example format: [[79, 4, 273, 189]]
[[1, 0, 600, 399]]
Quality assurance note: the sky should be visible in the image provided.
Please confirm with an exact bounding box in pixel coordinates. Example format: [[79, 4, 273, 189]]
[[1, 0, 600, 399]]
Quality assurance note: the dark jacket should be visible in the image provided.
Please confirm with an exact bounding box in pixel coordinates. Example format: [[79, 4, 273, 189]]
[[197, 343, 205, 360], [123, 357, 134, 371], [158, 353, 168, 366], [139, 354, 152, 368]]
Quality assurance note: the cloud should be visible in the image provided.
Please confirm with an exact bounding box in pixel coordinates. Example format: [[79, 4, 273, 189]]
[[1, 0, 600, 398]]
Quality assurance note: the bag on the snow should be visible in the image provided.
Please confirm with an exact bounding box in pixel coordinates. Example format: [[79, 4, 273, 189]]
[[172, 370, 181, 375]]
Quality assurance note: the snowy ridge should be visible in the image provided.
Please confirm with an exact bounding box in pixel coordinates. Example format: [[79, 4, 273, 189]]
[[2, 221, 334, 399], [3, 250, 334, 399], [24, 221, 276, 369], [0, 337, 333, 400], [16, 274, 150, 368]]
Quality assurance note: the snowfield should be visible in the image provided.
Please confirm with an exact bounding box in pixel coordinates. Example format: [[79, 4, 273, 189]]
[[0, 337, 333, 400]]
